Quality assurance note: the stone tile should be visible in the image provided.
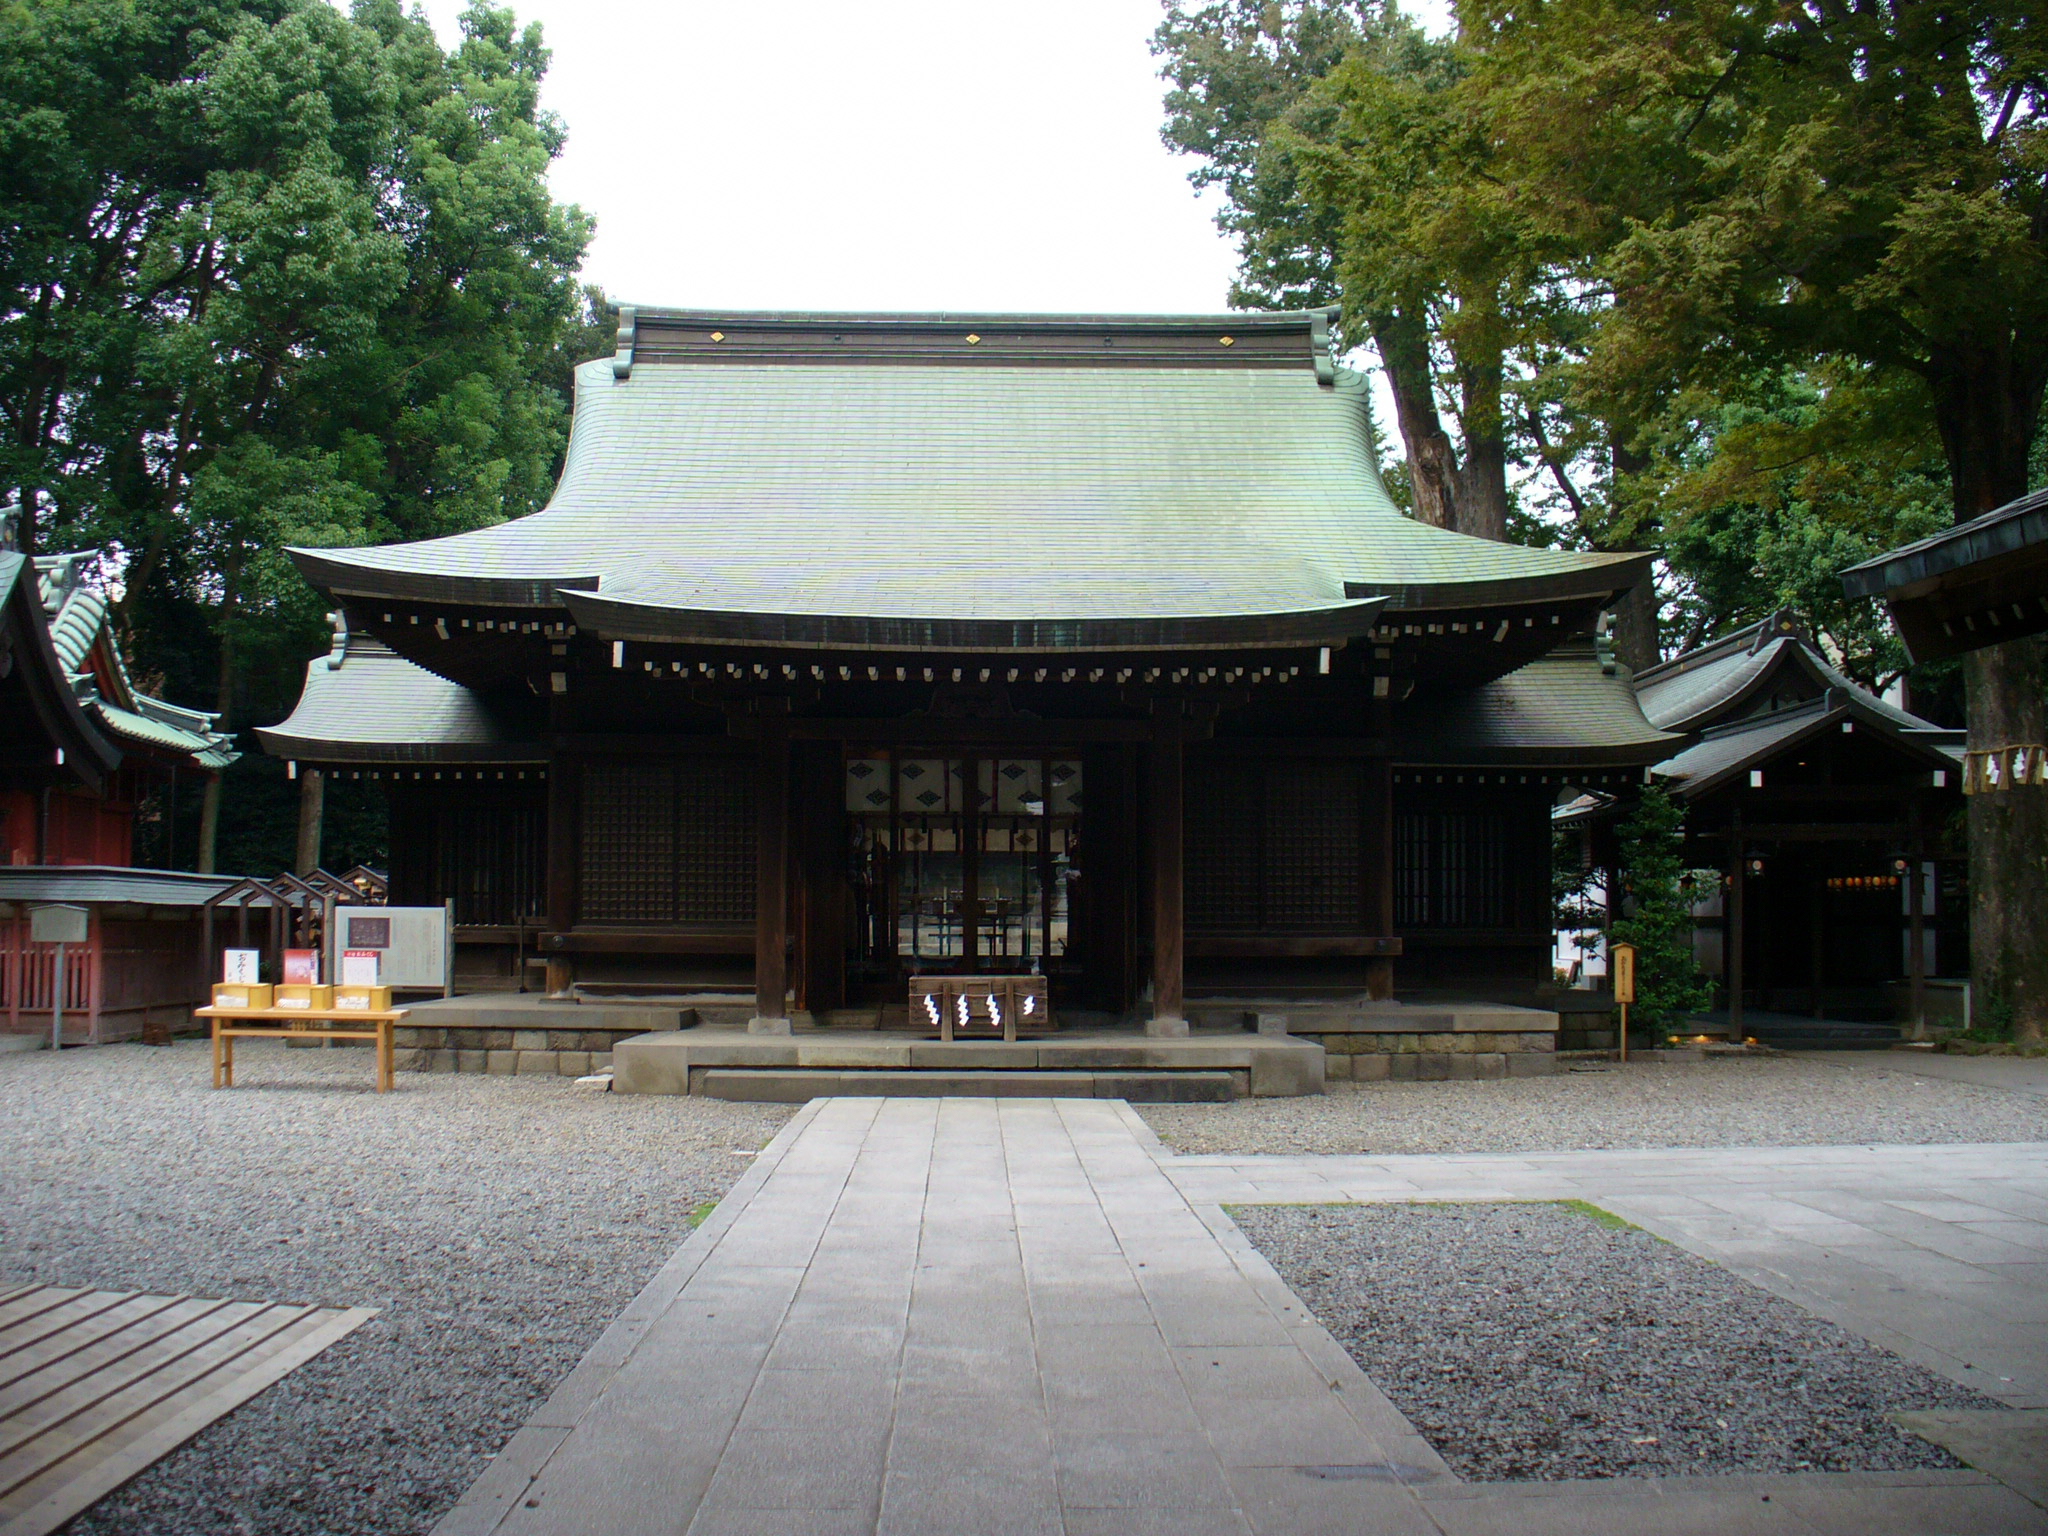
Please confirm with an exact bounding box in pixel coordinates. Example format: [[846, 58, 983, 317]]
[[1174, 1344, 1336, 1401], [1191, 1392, 1386, 1468], [1061, 1509, 1254, 1536], [696, 1427, 885, 1513], [1224, 1465, 1442, 1536], [877, 1469, 1063, 1536], [1418, 1486, 1808, 1536], [1052, 1430, 1237, 1509], [734, 1367, 898, 1432], [685, 1509, 875, 1535], [1771, 1480, 2048, 1536]]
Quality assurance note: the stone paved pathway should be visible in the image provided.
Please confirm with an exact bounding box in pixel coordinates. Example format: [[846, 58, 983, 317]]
[[435, 1100, 2048, 1535]]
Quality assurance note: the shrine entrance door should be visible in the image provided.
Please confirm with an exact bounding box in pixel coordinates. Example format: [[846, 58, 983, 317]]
[[844, 751, 1083, 985]]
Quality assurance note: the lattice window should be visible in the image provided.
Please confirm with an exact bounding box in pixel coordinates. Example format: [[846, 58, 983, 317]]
[[674, 756, 756, 924], [581, 762, 677, 922], [577, 758, 756, 925], [1187, 760, 1362, 931], [1264, 763, 1361, 927], [1187, 762, 1263, 927]]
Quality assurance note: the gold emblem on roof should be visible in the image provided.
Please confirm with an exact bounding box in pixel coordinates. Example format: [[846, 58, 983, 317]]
[[1219, 336, 1235, 346], [965, 334, 981, 345], [710, 331, 725, 342]]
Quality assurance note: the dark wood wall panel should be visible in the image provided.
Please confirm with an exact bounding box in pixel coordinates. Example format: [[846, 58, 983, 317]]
[[1264, 763, 1360, 928], [675, 756, 757, 924], [1186, 763, 1261, 927], [388, 783, 547, 926], [1394, 788, 1548, 932], [576, 755, 757, 926], [1187, 759, 1365, 932], [580, 762, 678, 922]]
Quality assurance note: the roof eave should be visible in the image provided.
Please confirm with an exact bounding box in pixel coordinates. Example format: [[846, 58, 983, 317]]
[[289, 547, 598, 610], [253, 727, 547, 765], [1345, 552, 1655, 612], [559, 592, 1391, 654]]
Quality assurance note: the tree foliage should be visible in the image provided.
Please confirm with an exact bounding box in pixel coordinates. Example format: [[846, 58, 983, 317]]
[[0, 0, 601, 871], [1611, 787, 1714, 1035], [0, 0, 595, 738]]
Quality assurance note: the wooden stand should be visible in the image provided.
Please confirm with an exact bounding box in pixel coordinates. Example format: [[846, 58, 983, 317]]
[[912, 976, 1048, 1043], [198, 1005, 407, 1092]]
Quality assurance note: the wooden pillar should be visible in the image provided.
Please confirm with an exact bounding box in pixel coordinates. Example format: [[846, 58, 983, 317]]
[[1363, 755, 1395, 1001], [544, 755, 578, 998], [751, 721, 792, 1033], [1811, 863, 1826, 1020], [1147, 716, 1187, 1037], [1907, 803, 1927, 1039], [960, 755, 981, 972], [1727, 831, 1746, 1041]]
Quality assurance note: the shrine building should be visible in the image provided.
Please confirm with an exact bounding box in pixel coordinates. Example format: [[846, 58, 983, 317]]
[[261, 308, 1673, 1073]]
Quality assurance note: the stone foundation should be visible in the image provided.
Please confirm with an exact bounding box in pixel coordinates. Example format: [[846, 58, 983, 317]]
[[393, 1025, 626, 1078], [1260, 1001, 1560, 1081]]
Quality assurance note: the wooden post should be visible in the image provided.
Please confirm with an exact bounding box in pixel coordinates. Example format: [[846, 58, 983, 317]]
[[1363, 754, 1395, 1001], [1727, 836, 1746, 1042], [544, 754, 577, 999], [1612, 941, 1636, 1063], [1147, 714, 1187, 1037], [751, 718, 792, 1034], [1907, 805, 1927, 1039], [960, 755, 981, 972]]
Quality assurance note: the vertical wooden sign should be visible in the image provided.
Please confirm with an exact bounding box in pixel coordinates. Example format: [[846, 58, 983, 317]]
[[1611, 942, 1636, 1062]]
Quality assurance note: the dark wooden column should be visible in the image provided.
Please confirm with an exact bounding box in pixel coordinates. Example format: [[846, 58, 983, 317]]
[[1727, 810, 1745, 1041], [1148, 714, 1187, 1037], [543, 754, 579, 998], [1363, 755, 1395, 1001], [1906, 799, 1926, 1038], [751, 718, 792, 1033]]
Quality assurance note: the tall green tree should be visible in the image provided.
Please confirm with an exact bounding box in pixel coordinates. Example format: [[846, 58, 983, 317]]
[[1155, 1, 1667, 664], [0, 0, 593, 869], [1156, 2, 1527, 541], [1465, 0, 2048, 1037], [1612, 786, 1714, 1036]]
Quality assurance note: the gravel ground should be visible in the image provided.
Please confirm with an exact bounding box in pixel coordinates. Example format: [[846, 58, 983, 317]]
[[0, 1040, 794, 1536], [1234, 1201, 2003, 1481], [1142, 1055, 2048, 1155]]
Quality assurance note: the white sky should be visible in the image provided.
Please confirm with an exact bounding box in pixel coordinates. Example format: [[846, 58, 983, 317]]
[[417, 0, 1451, 317]]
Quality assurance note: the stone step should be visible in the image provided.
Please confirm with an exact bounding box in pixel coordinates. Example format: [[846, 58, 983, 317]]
[[696, 1068, 1236, 1104]]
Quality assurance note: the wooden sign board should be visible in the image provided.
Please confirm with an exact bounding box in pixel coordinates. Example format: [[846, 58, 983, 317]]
[[1611, 943, 1637, 1005], [29, 903, 88, 946]]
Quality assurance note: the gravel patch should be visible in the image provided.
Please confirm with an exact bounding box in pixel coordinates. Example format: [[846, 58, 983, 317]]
[[0, 1040, 794, 1536], [1235, 1201, 2003, 1481], [1143, 1055, 2048, 1155]]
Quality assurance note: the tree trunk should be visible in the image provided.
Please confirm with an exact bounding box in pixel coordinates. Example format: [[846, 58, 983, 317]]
[[1597, 433, 1661, 670], [1934, 357, 2048, 1043], [1453, 424, 1509, 541], [1450, 346, 1509, 541], [197, 774, 222, 875], [295, 769, 325, 876], [1370, 308, 1461, 530], [1963, 636, 2048, 1043]]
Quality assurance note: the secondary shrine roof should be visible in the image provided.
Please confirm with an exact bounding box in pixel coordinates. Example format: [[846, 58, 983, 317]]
[[291, 309, 1646, 652]]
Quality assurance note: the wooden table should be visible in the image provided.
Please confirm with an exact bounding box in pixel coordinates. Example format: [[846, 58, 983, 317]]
[[197, 1006, 409, 1092]]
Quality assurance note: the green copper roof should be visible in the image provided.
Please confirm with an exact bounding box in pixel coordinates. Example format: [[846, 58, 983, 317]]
[[1394, 647, 1678, 765], [293, 312, 1644, 649], [257, 637, 542, 763]]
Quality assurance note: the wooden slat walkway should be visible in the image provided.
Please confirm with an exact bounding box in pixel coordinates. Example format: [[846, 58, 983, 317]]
[[0, 1283, 374, 1536]]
